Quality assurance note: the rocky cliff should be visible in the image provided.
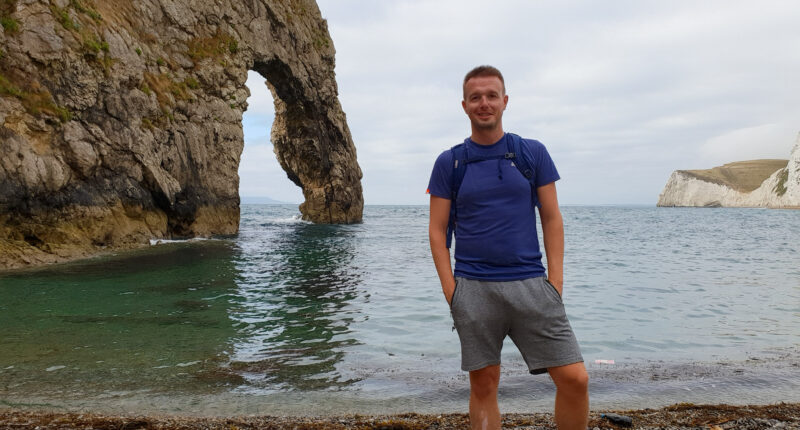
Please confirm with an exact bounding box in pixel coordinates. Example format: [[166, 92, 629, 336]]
[[0, 0, 363, 269], [657, 133, 800, 208]]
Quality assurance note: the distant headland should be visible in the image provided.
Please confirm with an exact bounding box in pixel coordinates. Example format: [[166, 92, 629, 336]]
[[658, 133, 800, 208]]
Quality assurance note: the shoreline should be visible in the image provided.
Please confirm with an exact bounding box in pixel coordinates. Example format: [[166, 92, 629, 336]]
[[4, 203, 797, 272], [1, 403, 798, 429], [1, 345, 797, 419]]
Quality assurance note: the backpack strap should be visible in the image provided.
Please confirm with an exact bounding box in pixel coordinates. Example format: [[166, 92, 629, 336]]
[[506, 133, 541, 209], [446, 143, 468, 248]]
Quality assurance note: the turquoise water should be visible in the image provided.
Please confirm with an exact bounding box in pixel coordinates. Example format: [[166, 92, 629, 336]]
[[0, 205, 798, 415]]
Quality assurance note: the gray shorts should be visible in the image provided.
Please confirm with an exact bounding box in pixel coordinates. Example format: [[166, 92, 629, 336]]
[[450, 276, 583, 374]]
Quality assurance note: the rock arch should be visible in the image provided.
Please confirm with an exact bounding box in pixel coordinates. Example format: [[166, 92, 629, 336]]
[[252, 57, 362, 223], [0, 0, 363, 269]]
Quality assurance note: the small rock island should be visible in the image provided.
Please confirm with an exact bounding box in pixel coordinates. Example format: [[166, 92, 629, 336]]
[[658, 133, 800, 208]]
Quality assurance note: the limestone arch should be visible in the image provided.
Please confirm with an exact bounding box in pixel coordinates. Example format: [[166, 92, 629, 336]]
[[0, 0, 364, 270], [250, 58, 363, 224]]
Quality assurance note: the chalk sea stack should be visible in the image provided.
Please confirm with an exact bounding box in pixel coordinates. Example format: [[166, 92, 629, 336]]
[[0, 0, 363, 269], [657, 133, 800, 208]]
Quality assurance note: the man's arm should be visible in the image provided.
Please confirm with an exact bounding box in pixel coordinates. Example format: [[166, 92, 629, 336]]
[[429, 195, 456, 304], [537, 182, 564, 295]]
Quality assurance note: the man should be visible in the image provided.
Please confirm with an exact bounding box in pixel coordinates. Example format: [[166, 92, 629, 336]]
[[428, 65, 589, 430]]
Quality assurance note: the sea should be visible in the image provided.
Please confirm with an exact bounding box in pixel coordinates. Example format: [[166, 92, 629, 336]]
[[0, 205, 798, 415]]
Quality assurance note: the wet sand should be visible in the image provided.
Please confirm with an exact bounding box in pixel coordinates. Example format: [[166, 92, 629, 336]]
[[1, 403, 798, 429]]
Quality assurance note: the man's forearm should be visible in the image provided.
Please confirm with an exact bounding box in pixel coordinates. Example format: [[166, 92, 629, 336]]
[[541, 214, 564, 291], [429, 229, 456, 303], [429, 196, 456, 303]]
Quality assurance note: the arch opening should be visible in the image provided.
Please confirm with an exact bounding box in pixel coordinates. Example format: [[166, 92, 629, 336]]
[[239, 71, 304, 205]]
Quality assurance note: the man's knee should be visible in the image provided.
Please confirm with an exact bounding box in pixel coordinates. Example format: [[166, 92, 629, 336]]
[[567, 368, 589, 392], [469, 365, 500, 399], [549, 363, 588, 393]]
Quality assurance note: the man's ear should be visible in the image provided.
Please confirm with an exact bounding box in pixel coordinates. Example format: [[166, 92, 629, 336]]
[[462, 99, 467, 112], [503, 94, 509, 110]]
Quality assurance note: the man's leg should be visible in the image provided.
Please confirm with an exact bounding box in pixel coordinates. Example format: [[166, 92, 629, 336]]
[[468, 364, 501, 430], [547, 362, 589, 430]]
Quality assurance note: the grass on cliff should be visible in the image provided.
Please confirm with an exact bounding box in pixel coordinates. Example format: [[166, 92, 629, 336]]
[[773, 168, 789, 196], [143, 72, 198, 106], [52, 0, 102, 30], [1, 0, 19, 33], [69, 0, 102, 22], [81, 33, 115, 75], [140, 72, 202, 128], [313, 33, 330, 49], [187, 29, 238, 62], [1, 15, 18, 32], [0, 72, 72, 123], [49, 0, 115, 75], [681, 159, 789, 193], [83, 35, 109, 53]]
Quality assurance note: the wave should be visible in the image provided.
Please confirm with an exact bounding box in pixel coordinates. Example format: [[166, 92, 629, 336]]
[[266, 215, 311, 225], [148, 237, 211, 246]]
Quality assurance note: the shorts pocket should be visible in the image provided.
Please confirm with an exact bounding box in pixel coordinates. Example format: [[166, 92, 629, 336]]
[[543, 279, 563, 303], [449, 277, 462, 309]]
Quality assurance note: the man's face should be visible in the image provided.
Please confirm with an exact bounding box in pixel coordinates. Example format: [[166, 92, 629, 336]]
[[462, 76, 508, 131]]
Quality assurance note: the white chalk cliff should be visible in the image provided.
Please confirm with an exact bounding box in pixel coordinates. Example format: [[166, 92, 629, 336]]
[[657, 133, 800, 208]]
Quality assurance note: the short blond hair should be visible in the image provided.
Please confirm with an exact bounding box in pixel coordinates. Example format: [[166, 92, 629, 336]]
[[463, 65, 505, 98]]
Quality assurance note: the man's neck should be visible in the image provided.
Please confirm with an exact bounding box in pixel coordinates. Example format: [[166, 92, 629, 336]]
[[470, 128, 505, 146]]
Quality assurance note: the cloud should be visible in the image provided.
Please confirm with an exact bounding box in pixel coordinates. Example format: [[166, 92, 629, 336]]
[[243, 71, 276, 117], [699, 123, 799, 166], [239, 1, 800, 205]]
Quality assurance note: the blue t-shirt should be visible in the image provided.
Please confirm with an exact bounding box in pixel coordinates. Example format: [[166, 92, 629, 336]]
[[427, 133, 560, 281]]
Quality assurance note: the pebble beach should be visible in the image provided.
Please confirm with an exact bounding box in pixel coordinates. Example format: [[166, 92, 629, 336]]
[[1, 403, 798, 429]]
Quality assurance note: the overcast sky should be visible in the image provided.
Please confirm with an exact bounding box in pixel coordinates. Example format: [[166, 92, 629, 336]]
[[239, 0, 800, 205]]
